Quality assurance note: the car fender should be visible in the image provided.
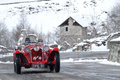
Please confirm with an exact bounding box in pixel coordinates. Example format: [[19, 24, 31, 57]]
[[48, 47, 59, 63], [14, 51, 29, 67], [14, 50, 20, 54], [53, 47, 59, 51], [13, 50, 21, 59]]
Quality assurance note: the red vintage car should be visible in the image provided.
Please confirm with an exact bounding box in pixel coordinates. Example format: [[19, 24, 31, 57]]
[[13, 38, 60, 74]]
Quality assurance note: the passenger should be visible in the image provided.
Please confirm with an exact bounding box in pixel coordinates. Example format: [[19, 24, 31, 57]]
[[38, 38, 44, 45]]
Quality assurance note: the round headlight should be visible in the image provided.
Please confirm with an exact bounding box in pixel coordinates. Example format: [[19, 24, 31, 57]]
[[44, 46, 49, 52], [24, 47, 30, 53], [34, 46, 40, 51]]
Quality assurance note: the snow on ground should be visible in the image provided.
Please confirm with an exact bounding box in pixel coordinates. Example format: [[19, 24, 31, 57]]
[[61, 43, 109, 53], [110, 36, 120, 42], [0, 53, 13, 58], [62, 36, 109, 52], [0, 53, 13, 64], [0, 61, 13, 64], [90, 44, 109, 51], [61, 58, 120, 66], [86, 36, 109, 51]]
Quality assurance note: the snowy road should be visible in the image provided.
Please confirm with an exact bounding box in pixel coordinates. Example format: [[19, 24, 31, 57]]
[[0, 52, 120, 80], [60, 51, 108, 59]]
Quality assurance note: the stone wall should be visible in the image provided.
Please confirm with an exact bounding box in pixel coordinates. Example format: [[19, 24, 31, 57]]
[[60, 25, 87, 47], [107, 32, 120, 49], [60, 35, 81, 47], [82, 27, 87, 39], [60, 25, 82, 35], [108, 41, 120, 63]]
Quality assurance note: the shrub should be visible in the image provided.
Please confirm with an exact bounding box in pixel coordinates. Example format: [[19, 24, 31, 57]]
[[118, 50, 120, 54]]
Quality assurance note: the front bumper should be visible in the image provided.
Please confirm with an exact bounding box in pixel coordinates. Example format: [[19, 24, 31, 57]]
[[31, 64, 47, 68]]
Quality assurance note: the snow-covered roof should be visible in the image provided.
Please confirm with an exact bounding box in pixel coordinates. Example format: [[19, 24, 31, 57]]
[[77, 42, 88, 46], [58, 15, 89, 27], [84, 36, 108, 43], [110, 37, 120, 42], [71, 15, 90, 27], [108, 32, 120, 38]]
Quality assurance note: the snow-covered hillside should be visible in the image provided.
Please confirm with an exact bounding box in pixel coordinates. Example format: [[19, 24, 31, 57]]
[[0, 0, 117, 34], [0, 0, 37, 4]]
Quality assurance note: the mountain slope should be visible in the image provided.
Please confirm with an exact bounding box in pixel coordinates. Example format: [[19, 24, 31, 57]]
[[0, 0, 117, 34]]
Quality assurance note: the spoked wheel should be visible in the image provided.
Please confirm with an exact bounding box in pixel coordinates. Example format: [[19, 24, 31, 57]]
[[55, 52, 60, 73], [15, 54, 21, 74]]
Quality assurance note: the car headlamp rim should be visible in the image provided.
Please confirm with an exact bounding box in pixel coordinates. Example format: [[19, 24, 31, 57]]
[[34, 46, 40, 51], [24, 47, 30, 53], [44, 46, 49, 52]]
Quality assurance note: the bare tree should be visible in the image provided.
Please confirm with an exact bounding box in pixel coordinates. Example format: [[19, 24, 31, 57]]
[[12, 26, 22, 43], [11, 12, 36, 46], [106, 3, 120, 33], [41, 28, 60, 44], [52, 28, 60, 44], [0, 22, 8, 45]]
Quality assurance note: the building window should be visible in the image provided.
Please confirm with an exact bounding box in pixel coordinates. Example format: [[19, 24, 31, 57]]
[[66, 27, 68, 31]]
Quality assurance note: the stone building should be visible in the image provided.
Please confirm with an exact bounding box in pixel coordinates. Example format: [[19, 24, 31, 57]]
[[108, 37, 120, 63], [58, 16, 88, 47]]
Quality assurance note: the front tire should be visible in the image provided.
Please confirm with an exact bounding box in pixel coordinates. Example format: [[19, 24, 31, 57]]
[[55, 52, 60, 72], [49, 64, 54, 72], [15, 54, 21, 74], [14, 58, 16, 73]]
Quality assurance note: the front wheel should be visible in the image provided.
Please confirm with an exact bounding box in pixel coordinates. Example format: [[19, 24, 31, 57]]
[[55, 52, 60, 72], [14, 58, 16, 73], [15, 54, 21, 74], [49, 64, 54, 72]]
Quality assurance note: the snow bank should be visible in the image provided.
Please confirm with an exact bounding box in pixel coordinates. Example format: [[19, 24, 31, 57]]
[[110, 36, 120, 42], [100, 59, 120, 66], [0, 53, 13, 58], [0, 61, 13, 64], [90, 44, 109, 51], [61, 58, 103, 63], [61, 42, 109, 52], [61, 58, 120, 66]]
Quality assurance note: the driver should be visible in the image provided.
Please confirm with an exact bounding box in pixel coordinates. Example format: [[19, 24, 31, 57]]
[[24, 37, 30, 45]]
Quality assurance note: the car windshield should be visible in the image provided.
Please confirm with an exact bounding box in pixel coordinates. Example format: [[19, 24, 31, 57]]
[[27, 34, 37, 43], [21, 34, 37, 45], [21, 42, 44, 48], [19, 34, 44, 48]]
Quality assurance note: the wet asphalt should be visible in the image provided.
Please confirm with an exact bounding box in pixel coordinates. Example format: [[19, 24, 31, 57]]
[[0, 51, 120, 80]]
